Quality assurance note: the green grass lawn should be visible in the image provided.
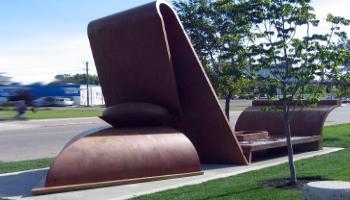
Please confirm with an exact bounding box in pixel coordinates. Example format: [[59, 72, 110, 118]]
[[0, 107, 103, 120], [230, 106, 247, 111], [0, 158, 53, 174], [132, 124, 350, 200], [0, 124, 348, 200]]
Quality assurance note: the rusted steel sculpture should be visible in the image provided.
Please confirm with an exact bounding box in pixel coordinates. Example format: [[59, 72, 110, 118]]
[[86, 0, 247, 165], [32, 0, 247, 195], [235, 100, 340, 162], [31, 0, 341, 194]]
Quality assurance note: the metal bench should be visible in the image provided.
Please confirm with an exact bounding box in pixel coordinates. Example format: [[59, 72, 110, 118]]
[[235, 100, 340, 162]]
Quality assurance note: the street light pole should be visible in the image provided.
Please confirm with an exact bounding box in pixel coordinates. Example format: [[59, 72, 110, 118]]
[[85, 61, 90, 107]]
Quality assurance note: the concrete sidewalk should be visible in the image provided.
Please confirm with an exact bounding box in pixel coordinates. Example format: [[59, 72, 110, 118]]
[[0, 147, 343, 200]]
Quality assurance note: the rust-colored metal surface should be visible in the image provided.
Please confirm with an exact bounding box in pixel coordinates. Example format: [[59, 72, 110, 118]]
[[87, 2, 181, 116], [235, 100, 340, 143], [44, 127, 200, 187], [235, 100, 339, 162], [235, 131, 269, 142], [159, 4, 247, 164], [88, 0, 247, 165]]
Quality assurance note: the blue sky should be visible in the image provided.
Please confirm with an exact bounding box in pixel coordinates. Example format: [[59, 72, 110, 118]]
[[0, 0, 153, 83], [1, 0, 350, 84], [0, 0, 151, 40]]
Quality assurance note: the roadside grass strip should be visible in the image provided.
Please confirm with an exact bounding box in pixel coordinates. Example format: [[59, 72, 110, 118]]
[[132, 124, 350, 200], [0, 158, 53, 174], [0, 107, 103, 120]]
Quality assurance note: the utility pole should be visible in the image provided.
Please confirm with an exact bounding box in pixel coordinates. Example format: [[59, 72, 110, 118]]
[[85, 61, 90, 107]]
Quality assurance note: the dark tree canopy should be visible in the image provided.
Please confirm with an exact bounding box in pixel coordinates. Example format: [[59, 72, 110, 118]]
[[53, 74, 100, 85]]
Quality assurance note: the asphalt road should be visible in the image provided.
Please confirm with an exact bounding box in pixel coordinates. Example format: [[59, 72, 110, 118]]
[[0, 118, 109, 162], [0, 105, 349, 162]]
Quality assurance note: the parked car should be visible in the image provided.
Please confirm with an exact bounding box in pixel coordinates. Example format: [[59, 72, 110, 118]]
[[54, 97, 74, 106], [32, 97, 73, 107], [230, 95, 240, 100], [341, 97, 350, 104], [32, 96, 55, 107], [259, 94, 268, 99], [325, 95, 336, 100]]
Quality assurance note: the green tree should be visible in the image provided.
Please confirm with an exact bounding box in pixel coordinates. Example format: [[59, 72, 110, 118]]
[[174, 0, 257, 119], [251, 0, 350, 184], [53, 74, 100, 85], [334, 75, 350, 98], [334, 39, 350, 98]]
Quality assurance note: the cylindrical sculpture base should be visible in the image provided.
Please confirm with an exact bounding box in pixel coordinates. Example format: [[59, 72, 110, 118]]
[[32, 126, 202, 195]]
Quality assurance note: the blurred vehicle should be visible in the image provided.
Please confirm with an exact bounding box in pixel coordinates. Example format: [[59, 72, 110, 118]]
[[341, 97, 350, 104], [32, 97, 73, 107], [32, 97, 55, 107], [259, 94, 268, 99], [231, 95, 240, 100], [54, 97, 74, 106], [325, 95, 336, 100]]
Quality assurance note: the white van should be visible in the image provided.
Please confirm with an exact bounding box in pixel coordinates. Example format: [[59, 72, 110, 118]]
[[54, 97, 74, 106]]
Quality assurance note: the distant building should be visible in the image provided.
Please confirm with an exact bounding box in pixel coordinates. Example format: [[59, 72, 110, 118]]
[[0, 84, 104, 106], [79, 84, 104, 106], [256, 67, 334, 96]]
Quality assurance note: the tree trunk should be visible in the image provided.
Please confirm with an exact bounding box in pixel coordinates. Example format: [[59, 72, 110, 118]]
[[283, 105, 297, 185], [225, 95, 231, 120]]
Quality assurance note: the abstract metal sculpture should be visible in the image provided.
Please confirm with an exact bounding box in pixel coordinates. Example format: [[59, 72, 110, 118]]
[[32, 0, 247, 195], [32, 0, 338, 194]]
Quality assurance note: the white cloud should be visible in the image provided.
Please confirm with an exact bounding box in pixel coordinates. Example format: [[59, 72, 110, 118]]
[[311, 0, 350, 35], [0, 34, 96, 84]]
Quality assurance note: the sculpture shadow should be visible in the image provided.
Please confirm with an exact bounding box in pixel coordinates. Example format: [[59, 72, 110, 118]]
[[0, 169, 46, 198]]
